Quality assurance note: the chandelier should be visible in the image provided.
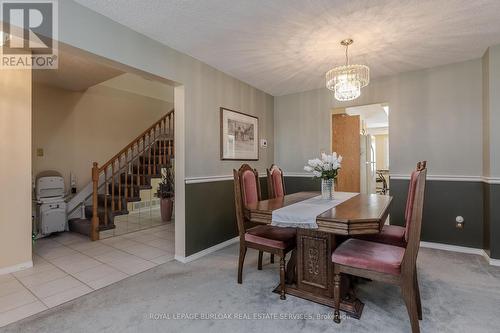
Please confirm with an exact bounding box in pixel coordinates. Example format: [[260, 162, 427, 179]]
[[326, 39, 369, 102]]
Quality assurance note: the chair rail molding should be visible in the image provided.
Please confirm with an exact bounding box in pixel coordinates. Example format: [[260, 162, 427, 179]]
[[185, 174, 266, 184]]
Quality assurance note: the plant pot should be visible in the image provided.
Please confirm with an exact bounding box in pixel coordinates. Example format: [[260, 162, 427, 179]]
[[160, 198, 174, 222]]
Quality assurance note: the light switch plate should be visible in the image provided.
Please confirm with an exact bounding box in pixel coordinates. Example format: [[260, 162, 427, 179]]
[[36, 148, 44, 157]]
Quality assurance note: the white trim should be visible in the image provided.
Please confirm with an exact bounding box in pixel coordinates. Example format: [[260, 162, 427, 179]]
[[420, 241, 500, 267], [185, 174, 266, 184], [284, 172, 314, 178], [420, 241, 483, 255], [481, 250, 500, 267], [0, 261, 33, 275], [175, 236, 239, 263], [482, 177, 500, 184], [390, 174, 482, 182]]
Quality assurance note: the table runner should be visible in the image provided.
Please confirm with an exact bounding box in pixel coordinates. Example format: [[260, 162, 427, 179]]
[[271, 192, 359, 229]]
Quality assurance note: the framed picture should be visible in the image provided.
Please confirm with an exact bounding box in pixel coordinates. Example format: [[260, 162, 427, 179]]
[[220, 107, 259, 160]]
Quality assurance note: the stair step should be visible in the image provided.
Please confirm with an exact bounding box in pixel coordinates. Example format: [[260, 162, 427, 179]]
[[68, 218, 91, 236]]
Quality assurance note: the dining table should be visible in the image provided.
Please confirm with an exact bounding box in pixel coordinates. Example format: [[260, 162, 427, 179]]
[[245, 191, 393, 319]]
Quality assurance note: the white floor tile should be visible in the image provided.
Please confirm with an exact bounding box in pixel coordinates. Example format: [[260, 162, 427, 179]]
[[120, 244, 168, 260], [16, 266, 67, 288], [80, 244, 115, 258], [52, 233, 88, 245], [107, 257, 157, 275], [94, 249, 138, 264], [85, 271, 128, 290], [40, 285, 92, 308], [150, 253, 174, 265], [0, 289, 38, 313], [36, 246, 78, 260], [0, 301, 47, 328], [72, 264, 127, 284], [0, 278, 26, 298], [49, 254, 102, 275], [27, 275, 87, 299]]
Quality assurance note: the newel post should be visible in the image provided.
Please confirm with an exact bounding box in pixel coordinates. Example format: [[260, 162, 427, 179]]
[[91, 162, 100, 241]]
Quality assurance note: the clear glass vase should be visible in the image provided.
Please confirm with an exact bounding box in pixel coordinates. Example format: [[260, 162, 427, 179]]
[[321, 179, 334, 200]]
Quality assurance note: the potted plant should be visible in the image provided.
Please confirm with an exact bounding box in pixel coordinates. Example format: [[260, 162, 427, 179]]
[[156, 166, 174, 222], [303, 152, 342, 200]]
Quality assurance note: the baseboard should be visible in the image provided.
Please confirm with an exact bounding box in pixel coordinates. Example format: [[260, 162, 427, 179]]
[[420, 241, 484, 255], [0, 260, 33, 275], [420, 241, 500, 266], [481, 250, 500, 267], [175, 237, 239, 263]]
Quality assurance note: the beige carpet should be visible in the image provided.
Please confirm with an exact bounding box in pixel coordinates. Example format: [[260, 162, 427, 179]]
[[2, 244, 500, 333]]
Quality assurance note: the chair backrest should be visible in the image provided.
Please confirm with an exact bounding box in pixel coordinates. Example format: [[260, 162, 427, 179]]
[[402, 161, 427, 275], [233, 164, 262, 238], [267, 164, 285, 199], [404, 161, 427, 240]]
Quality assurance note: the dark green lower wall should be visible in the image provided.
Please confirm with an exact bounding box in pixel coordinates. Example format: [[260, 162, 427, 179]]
[[484, 183, 500, 258], [285, 176, 486, 250], [185, 176, 499, 259], [185, 177, 268, 257]]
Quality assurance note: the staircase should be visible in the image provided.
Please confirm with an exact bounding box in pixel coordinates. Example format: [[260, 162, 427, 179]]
[[69, 110, 174, 240]]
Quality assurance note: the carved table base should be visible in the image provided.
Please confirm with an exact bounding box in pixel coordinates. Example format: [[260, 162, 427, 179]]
[[274, 228, 365, 319]]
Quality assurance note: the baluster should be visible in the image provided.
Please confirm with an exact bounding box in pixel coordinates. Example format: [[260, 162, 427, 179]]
[[111, 162, 116, 212], [104, 168, 108, 227], [148, 132, 152, 176], [118, 157, 122, 211], [163, 123, 167, 165], [136, 142, 140, 192], [142, 136, 146, 181], [153, 130, 157, 175], [124, 151, 128, 204], [91, 163, 99, 241]]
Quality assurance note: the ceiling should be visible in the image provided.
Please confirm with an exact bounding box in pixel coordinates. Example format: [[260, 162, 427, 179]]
[[74, 0, 500, 96], [33, 48, 123, 91]]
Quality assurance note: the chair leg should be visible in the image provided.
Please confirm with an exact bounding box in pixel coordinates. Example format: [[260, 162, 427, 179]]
[[270, 254, 274, 264], [258, 251, 263, 270], [401, 280, 420, 333], [279, 256, 286, 300], [237, 245, 247, 284], [333, 273, 341, 324], [414, 270, 422, 320]]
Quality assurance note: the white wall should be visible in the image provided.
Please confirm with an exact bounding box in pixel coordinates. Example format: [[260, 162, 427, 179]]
[[483, 45, 500, 178], [275, 59, 483, 177], [57, 1, 275, 179]]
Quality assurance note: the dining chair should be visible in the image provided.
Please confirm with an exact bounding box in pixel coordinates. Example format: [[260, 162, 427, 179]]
[[233, 164, 296, 300], [358, 161, 426, 248], [267, 164, 286, 199], [332, 162, 427, 333]]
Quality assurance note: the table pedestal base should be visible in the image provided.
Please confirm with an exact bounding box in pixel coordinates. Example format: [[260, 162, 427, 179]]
[[272, 284, 364, 319]]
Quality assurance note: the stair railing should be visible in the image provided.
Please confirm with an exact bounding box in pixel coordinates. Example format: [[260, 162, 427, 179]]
[[90, 110, 174, 240]]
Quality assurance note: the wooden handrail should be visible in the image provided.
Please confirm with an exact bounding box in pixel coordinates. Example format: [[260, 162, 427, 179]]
[[90, 109, 174, 241]]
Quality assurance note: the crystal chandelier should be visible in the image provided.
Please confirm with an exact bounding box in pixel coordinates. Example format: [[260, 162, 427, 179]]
[[326, 39, 369, 102]]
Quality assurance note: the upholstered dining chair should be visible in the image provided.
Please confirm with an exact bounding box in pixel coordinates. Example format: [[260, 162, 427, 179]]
[[358, 161, 427, 248], [332, 162, 427, 333], [267, 164, 286, 199], [233, 164, 296, 300]]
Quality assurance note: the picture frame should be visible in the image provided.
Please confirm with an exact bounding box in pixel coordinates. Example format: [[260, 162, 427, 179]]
[[220, 107, 259, 161]]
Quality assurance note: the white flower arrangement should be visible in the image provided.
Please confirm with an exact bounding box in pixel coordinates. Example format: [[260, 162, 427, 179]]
[[304, 152, 342, 180]]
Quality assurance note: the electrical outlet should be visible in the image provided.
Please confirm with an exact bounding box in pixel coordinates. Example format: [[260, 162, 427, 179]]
[[456, 216, 464, 229]]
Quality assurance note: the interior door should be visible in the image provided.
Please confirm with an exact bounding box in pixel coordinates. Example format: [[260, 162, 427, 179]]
[[332, 114, 360, 192]]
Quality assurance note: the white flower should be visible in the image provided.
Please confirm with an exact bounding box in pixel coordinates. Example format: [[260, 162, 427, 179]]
[[304, 166, 313, 172], [308, 158, 323, 168], [312, 170, 322, 178]]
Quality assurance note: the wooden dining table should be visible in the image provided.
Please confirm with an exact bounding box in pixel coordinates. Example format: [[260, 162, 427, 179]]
[[246, 191, 392, 319]]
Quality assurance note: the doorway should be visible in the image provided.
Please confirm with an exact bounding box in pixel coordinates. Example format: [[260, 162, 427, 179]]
[[332, 103, 389, 194]]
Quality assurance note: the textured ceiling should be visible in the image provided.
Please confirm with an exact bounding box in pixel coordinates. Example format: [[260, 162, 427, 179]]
[[74, 0, 500, 96]]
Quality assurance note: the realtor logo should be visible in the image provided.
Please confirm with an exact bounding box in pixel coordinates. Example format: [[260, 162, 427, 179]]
[[1, 0, 58, 69]]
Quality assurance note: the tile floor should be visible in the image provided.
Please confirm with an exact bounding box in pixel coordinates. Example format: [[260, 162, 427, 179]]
[[103, 206, 170, 237], [0, 222, 174, 327]]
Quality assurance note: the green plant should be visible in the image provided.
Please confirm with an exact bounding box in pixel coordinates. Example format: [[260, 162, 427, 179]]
[[157, 166, 174, 199]]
